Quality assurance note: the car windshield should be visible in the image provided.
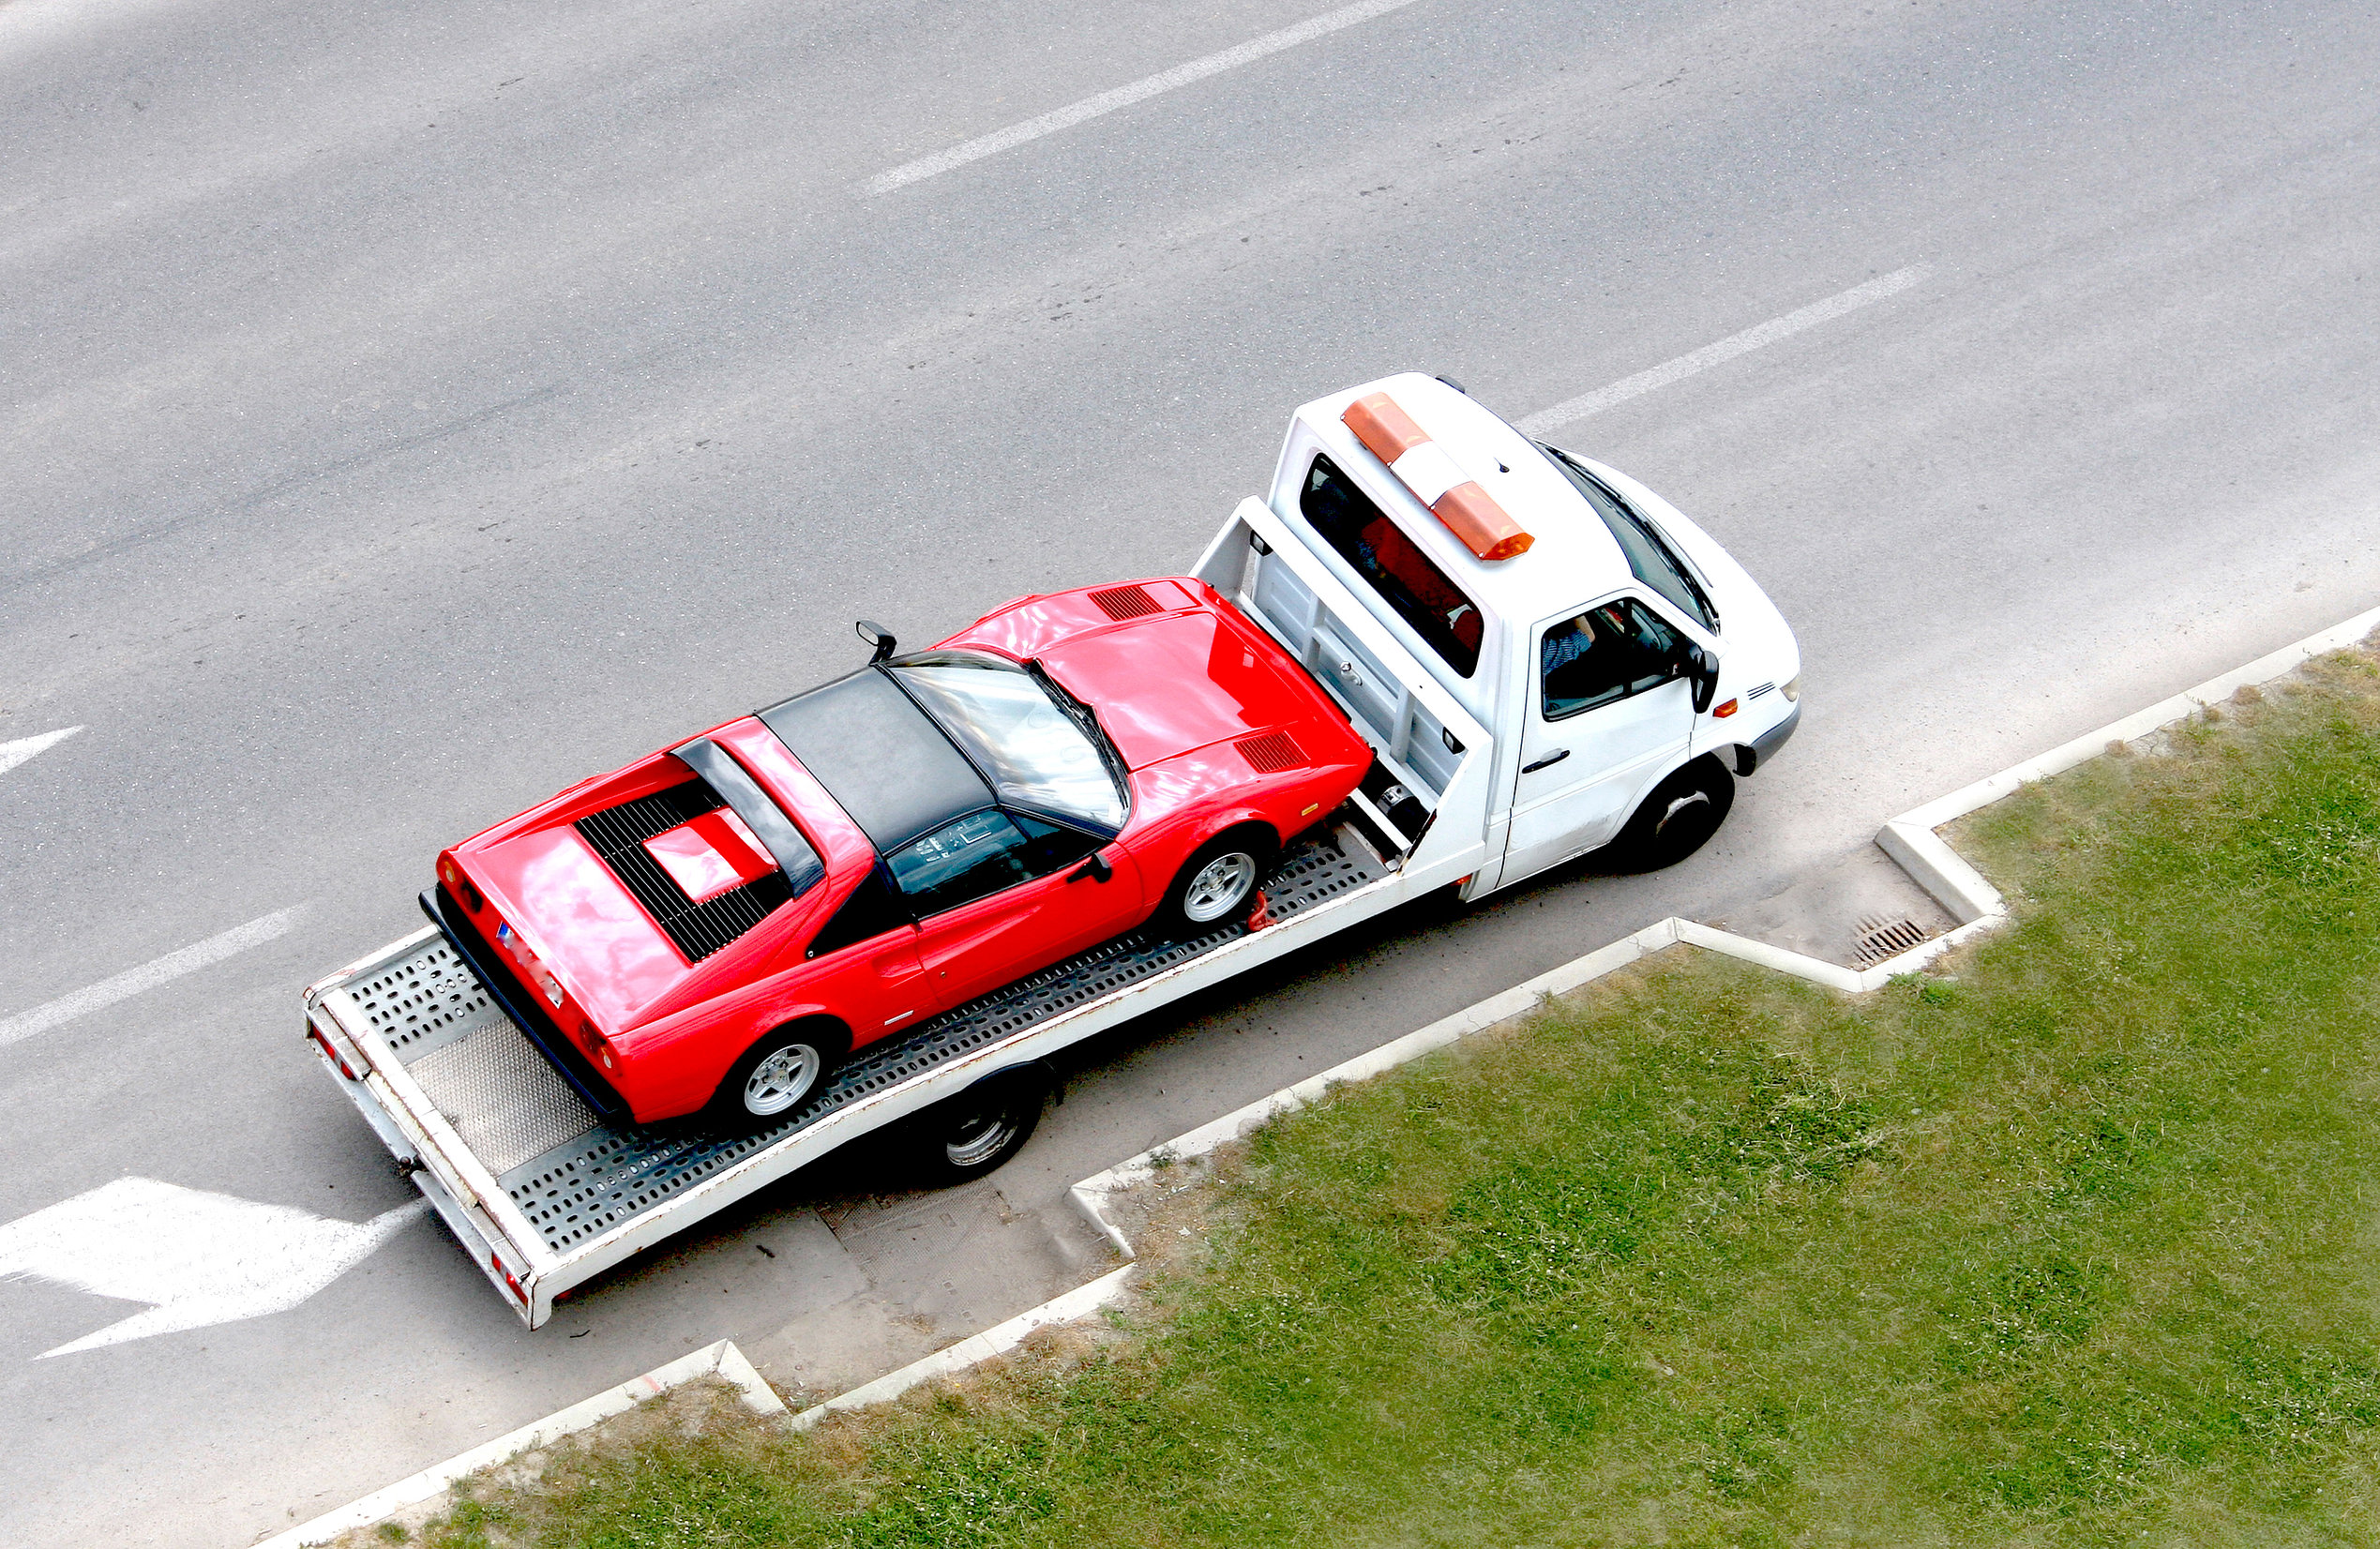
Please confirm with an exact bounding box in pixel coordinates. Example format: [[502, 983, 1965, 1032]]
[[891, 655, 1128, 833]]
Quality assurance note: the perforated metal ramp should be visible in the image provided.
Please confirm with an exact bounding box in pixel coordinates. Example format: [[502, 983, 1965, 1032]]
[[490, 832, 1386, 1255]]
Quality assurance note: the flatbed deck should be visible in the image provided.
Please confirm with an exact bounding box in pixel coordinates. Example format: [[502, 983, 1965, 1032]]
[[308, 823, 1400, 1323]]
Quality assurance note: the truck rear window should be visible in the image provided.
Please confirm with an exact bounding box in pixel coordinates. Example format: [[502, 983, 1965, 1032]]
[[1299, 454, 1483, 678]]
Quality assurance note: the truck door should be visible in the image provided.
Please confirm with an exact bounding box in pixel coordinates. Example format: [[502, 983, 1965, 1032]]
[[1503, 596, 1696, 883]]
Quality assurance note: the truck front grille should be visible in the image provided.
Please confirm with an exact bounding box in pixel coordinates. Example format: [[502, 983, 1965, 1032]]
[[575, 783, 793, 962]]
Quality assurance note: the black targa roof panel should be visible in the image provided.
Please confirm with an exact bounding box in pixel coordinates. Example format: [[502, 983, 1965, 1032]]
[[758, 669, 993, 852]]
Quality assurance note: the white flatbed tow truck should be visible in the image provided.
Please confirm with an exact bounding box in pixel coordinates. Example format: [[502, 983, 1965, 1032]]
[[302, 374, 1801, 1326]]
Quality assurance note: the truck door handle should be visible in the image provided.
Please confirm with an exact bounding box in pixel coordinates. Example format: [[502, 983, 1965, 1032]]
[[1522, 749, 1571, 774]]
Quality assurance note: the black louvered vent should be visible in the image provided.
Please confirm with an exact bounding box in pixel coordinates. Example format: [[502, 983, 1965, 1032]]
[[1090, 584, 1163, 621], [1236, 730, 1306, 774], [575, 783, 794, 963]]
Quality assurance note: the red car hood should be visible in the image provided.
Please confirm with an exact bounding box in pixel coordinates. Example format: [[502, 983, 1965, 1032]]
[[1035, 609, 1312, 770]]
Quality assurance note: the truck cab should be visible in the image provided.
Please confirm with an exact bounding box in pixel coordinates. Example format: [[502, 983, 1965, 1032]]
[[1196, 372, 1801, 896]]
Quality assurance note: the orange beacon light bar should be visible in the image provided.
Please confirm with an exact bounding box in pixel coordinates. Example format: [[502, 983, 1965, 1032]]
[[1340, 392, 1533, 563]]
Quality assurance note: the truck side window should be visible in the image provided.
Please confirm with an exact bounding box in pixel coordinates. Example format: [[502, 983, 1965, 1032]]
[[1300, 453, 1484, 678], [1541, 599, 1683, 719], [806, 866, 910, 958]]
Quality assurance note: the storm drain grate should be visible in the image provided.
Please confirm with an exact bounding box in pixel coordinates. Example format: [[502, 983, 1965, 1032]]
[[497, 827, 1389, 1254], [1853, 912, 1933, 968]]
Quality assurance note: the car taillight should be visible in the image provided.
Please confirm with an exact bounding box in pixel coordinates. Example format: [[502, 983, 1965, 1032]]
[[438, 859, 485, 911], [490, 1251, 528, 1303]]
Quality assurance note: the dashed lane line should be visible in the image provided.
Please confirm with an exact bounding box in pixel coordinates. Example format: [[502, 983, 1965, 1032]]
[[863, 0, 1424, 196], [1518, 266, 1933, 434], [0, 906, 307, 1051]]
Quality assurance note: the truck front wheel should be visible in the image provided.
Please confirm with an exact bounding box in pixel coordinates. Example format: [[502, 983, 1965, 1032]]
[[1606, 756, 1735, 873]]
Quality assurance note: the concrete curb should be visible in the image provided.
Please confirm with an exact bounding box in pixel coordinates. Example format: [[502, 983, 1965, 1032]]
[[257, 1339, 786, 1548], [276, 602, 2380, 1535], [787, 1263, 1139, 1431]]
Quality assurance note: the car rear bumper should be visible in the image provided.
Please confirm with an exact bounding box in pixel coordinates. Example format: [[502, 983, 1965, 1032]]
[[419, 883, 632, 1120]]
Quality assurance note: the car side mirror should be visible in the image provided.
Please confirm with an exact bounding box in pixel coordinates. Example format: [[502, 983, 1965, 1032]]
[[1685, 644, 1720, 714], [1067, 852, 1114, 884], [855, 619, 896, 663]]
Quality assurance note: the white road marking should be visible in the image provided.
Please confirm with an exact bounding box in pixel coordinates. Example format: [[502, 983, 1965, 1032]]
[[0, 725, 83, 776], [0, 905, 307, 1051], [0, 1177, 428, 1359], [863, 0, 1424, 196], [1516, 265, 1932, 435]]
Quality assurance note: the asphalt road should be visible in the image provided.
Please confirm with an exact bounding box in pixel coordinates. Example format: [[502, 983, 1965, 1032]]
[[3, 0, 2375, 1542]]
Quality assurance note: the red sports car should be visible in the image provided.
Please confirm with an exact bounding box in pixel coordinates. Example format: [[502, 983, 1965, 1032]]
[[426, 579, 1372, 1129]]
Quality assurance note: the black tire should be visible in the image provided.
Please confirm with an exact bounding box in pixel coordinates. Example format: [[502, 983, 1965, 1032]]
[[910, 1067, 1051, 1185], [1152, 828, 1277, 938], [705, 1019, 851, 1133], [1604, 756, 1735, 873]]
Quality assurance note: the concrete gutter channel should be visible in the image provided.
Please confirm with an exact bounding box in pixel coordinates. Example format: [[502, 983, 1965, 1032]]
[[264, 603, 2380, 1548]]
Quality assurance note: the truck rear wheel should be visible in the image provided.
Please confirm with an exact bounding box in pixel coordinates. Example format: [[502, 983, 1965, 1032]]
[[911, 1067, 1051, 1184], [1605, 756, 1734, 873], [706, 1020, 851, 1133]]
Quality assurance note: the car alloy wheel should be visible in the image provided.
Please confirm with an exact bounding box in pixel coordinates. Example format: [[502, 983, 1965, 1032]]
[[1182, 851, 1259, 925], [743, 1042, 823, 1117]]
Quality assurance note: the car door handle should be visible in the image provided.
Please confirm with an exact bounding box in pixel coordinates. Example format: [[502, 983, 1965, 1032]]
[[1067, 853, 1114, 883], [1522, 749, 1571, 774]]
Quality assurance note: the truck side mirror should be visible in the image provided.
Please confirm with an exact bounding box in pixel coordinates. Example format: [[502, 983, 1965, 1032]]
[[1685, 644, 1720, 714]]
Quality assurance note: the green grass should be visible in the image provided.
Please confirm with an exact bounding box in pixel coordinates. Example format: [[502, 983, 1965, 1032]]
[[417, 650, 2380, 1548]]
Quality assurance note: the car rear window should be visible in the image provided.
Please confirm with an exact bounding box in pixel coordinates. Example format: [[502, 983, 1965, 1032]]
[[1299, 453, 1483, 679]]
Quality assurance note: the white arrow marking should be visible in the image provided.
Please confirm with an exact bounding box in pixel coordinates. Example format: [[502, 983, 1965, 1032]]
[[0, 725, 83, 776], [0, 1177, 429, 1359], [0, 905, 307, 1050]]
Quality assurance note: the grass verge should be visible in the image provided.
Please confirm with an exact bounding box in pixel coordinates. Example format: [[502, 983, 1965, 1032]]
[[411, 648, 2380, 1548]]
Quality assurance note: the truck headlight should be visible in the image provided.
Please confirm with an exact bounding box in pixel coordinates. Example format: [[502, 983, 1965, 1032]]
[[1781, 673, 1800, 703]]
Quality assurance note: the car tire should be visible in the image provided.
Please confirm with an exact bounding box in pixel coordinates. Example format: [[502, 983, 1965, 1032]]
[[1152, 828, 1278, 938], [705, 1019, 851, 1133], [909, 1067, 1051, 1185], [1604, 756, 1735, 873]]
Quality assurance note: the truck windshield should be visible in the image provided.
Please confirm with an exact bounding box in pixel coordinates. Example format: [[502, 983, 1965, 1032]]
[[891, 654, 1129, 834], [1299, 453, 1484, 678], [1538, 444, 1718, 632]]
